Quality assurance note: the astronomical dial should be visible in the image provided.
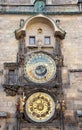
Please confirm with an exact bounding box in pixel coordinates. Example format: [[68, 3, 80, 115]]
[[24, 52, 56, 83], [25, 92, 55, 123]]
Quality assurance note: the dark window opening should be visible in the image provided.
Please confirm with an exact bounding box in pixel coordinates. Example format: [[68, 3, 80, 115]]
[[79, 3, 82, 10], [78, 0, 82, 2], [44, 36, 51, 45], [29, 36, 35, 45], [8, 70, 15, 84], [78, 0, 82, 11]]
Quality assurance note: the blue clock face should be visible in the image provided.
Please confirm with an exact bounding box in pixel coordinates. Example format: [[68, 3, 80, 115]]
[[24, 52, 56, 83], [34, 1, 45, 12]]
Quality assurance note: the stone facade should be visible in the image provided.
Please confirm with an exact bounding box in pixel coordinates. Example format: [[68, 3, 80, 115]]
[[0, 0, 78, 5], [0, 0, 82, 130]]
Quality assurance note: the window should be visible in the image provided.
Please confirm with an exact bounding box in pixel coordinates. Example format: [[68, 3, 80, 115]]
[[79, 3, 82, 11], [78, 0, 82, 2], [29, 36, 35, 45], [78, 0, 82, 11], [44, 36, 50, 45], [8, 70, 15, 84]]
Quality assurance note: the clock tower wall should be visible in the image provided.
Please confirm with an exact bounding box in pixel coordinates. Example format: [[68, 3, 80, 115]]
[[0, 12, 82, 129], [0, 14, 82, 108]]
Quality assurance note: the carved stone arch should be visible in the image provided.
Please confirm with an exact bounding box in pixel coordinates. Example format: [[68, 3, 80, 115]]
[[15, 14, 66, 40]]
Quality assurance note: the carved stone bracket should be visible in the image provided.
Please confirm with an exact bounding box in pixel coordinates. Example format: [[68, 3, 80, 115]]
[[3, 84, 19, 96], [4, 63, 18, 69]]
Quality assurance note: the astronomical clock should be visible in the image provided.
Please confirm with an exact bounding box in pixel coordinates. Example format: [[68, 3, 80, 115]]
[[20, 51, 60, 124], [3, 12, 66, 129], [24, 52, 56, 84]]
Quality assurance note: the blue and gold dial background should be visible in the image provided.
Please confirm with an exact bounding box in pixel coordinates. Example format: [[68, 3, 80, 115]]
[[24, 52, 56, 83]]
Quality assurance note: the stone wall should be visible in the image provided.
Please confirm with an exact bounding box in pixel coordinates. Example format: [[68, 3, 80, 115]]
[[0, 14, 82, 110], [0, 13, 82, 129], [0, 0, 78, 5]]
